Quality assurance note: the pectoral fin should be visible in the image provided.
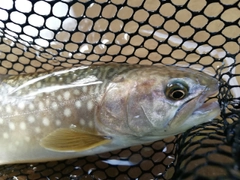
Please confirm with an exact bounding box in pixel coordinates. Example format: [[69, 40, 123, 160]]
[[40, 128, 111, 152]]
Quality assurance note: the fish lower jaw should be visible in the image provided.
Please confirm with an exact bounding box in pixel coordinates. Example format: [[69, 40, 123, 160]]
[[162, 101, 220, 137], [193, 101, 220, 115]]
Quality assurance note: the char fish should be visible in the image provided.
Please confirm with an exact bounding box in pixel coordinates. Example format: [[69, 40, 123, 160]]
[[0, 64, 220, 165]]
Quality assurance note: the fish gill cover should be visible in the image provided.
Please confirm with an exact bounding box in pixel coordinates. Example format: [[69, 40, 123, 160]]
[[0, 0, 239, 180]]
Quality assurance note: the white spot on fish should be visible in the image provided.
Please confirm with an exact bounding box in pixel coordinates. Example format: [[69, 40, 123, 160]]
[[36, 82, 42, 88], [25, 136, 30, 142], [64, 91, 71, 100], [64, 108, 72, 117], [29, 103, 35, 110], [72, 73, 77, 80], [28, 116, 35, 123], [55, 120, 61, 126], [0, 118, 3, 124], [18, 102, 25, 110], [52, 102, 58, 110], [82, 86, 87, 93], [70, 124, 76, 128], [75, 100, 81, 109], [9, 122, 15, 130], [88, 121, 93, 128], [59, 77, 63, 82], [80, 119, 85, 126], [57, 95, 62, 101], [20, 122, 26, 130], [6, 105, 12, 113], [43, 117, 50, 126], [73, 89, 80, 95], [87, 101, 94, 111], [35, 127, 41, 133], [39, 102, 45, 111], [3, 132, 9, 139]]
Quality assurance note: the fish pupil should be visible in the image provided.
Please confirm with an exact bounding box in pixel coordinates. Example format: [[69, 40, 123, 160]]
[[171, 90, 185, 99]]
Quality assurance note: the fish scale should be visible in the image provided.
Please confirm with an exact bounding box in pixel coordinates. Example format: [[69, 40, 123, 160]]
[[0, 65, 128, 121], [0, 64, 220, 165]]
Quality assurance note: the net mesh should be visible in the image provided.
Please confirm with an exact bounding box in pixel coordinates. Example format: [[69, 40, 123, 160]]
[[0, 0, 239, 179]]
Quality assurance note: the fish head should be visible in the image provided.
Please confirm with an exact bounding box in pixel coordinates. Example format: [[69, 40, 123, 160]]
[[98, 66, 220, 138]]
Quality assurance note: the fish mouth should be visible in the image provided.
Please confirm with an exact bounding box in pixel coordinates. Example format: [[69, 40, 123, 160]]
[[193, 99, 219, 115], [193, 86, 219, 114]]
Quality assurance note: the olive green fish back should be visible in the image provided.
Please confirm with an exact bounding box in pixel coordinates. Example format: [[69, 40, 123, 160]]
[[0, 0, 239, 180]]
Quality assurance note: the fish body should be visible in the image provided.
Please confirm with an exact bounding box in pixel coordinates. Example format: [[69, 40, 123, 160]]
[[0, 64, 220, 165]]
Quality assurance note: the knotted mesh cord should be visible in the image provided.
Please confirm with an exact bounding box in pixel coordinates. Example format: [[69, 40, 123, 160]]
[[0, 0, 239, 179]]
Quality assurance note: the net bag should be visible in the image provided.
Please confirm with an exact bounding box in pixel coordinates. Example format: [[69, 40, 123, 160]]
[[0, 0, 239, 179]]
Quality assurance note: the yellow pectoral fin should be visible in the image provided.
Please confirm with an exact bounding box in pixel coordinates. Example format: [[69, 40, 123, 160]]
[[40, 128, 111, 152]]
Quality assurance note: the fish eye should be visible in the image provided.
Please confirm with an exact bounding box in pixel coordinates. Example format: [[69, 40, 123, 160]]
[[165, 81, 189, 100]]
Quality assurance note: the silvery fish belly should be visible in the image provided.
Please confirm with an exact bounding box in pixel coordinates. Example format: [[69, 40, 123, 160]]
[[0, 64, 220, 165]]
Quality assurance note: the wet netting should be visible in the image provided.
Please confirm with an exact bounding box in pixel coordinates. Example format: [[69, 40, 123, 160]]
[[0, 0, 239, 179]]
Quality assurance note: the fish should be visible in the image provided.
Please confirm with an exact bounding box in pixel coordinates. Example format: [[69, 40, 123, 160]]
[[0, 64, 220, 165]]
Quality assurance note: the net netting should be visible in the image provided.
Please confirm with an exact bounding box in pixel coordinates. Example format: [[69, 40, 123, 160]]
[[0, 0, 239, 179]]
